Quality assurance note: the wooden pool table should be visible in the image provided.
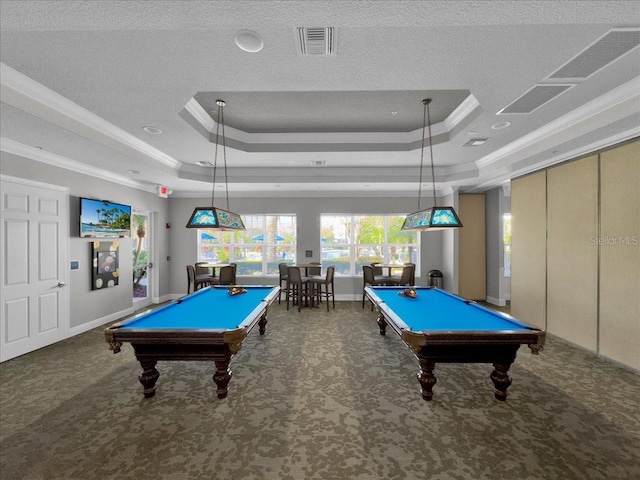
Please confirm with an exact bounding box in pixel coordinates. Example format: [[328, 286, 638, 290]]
[[365, 286, 545, 401], [105, 285, 279, 399]]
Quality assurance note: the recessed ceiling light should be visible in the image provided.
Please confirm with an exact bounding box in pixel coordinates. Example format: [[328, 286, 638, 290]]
[[492, 121, 511, 130], [128, 170, 140, 175], [143, 126, 162, 135], [391, 111, 398, 116], [235, 30, 264, 53], [195, 161, 213, 167]]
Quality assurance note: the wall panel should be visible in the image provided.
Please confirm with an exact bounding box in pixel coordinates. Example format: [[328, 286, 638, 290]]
[[599, 141, 640, 369], [459, 194, 486, 300], [547, 155, 599, 351], [511, 171, 547, 329]]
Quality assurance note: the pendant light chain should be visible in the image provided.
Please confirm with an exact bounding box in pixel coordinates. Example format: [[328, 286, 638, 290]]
[[220, 106, 230, 211], [426, 99, 437, 207], [417, 99, 427, 212], [210, 104, 221, 207]]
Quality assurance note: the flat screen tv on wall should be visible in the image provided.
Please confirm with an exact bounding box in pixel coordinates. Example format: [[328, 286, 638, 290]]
[[79, 197, 131, 238]]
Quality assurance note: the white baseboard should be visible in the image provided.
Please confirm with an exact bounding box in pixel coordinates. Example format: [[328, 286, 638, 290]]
[[69, 307, 134, 336], [485, 296, 507, 307]]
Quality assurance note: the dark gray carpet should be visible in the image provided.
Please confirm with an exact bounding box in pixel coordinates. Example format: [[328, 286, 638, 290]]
[[1, 301, 639, 480]]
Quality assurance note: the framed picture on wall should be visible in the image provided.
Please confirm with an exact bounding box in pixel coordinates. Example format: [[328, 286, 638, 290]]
[[92, 241, 120, 290]]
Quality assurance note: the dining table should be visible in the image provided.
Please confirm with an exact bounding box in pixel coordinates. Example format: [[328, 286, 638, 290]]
[[290, 264, 322, 308], [371, 263, 404, 277], [201, 263, 231, 273], [293, 263, 322, 277]]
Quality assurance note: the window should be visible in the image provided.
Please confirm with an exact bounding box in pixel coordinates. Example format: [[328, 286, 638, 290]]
[[198, 214, 296, 276], [503, 213, 512, 277], [320, 214, 419, 276]]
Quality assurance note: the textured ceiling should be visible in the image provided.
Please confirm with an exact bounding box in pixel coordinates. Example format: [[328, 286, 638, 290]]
[[1, 1, 639, 198]]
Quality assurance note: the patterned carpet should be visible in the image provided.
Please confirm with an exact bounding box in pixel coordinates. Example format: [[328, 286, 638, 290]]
[[1, 301, 639, 480]]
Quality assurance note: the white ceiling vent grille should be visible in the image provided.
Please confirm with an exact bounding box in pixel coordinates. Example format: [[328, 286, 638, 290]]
[[463, 138, 488, 147], [497, 84, 574, 115], [296, 27, 337, 56], [547, 28, 640, 80]]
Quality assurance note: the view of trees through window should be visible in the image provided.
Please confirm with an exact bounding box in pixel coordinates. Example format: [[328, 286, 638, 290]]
[[321, 214, 419, 276], [198, 214, 296, 275], [504, 213, 512, 277]]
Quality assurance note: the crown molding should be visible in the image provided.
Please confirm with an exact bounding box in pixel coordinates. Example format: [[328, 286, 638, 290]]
[[475, 76, 640, 169], [0, 62, 182, 171], [181, 93, 480, 152], [0, 137, 154, 192]]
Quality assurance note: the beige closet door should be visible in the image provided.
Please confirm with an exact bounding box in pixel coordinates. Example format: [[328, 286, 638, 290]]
[[511, 171, 547, 329], [599, 142, 640, 369], [547, 155, 599, 351], [458, 194, 486, 300]]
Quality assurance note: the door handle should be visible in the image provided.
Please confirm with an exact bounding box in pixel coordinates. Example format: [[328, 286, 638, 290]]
[[58, 281, 66, 288]]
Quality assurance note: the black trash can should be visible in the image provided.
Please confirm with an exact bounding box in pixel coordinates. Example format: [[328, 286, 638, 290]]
[[427, 270, 443, 289]]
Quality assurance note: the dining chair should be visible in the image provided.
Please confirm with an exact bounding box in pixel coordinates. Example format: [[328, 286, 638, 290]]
[[371, 262, 384, 276], [307, 261, 322, 277], [310, 265, 335, 311], [186, 265, 209, 293], [286, 266, 310, 312], [216, 266, 236, 285], [195, 261, 216, 283], [404, 262, 416, 285], [278, 263, 289, 304], [387, 264, 415, 287], [371, 262, 389, 283], [362, 265, 387, 309], [229, 263, 237, 284]]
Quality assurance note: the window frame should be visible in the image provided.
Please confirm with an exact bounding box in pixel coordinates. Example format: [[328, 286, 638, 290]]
[[320, 214, 419, 276], [197, 214, 297, 276]]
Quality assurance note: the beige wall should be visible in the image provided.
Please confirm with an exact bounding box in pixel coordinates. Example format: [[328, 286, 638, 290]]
[[510, 138, 639, 370], [599, 141, 640, 369], [458, 194, 486, 300], [547, 155, 599, 350], [511, 171, 547, 330]]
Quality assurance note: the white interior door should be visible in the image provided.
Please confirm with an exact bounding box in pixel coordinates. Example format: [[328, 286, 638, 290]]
[[1, 176, 70, 362]]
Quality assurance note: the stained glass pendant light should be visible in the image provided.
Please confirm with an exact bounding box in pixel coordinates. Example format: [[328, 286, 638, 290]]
[[401, 98, 463, 231], [186, 100, 245, 230]]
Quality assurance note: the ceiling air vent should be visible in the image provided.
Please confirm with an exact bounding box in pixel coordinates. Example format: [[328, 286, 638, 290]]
[[497, 84, 574, 115], [547, 28, 640, 80], [463, 138, 488, 147], [296, 27, 337, 56]]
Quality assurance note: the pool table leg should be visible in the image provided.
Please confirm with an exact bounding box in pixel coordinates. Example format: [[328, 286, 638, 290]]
[[258, 312, 268, 335], [376, 314, 387, 336], [416, 359, 437, 401], [490, 362, 513, 401], [213, 358, 232, 399], [138, 360, 160, 398]]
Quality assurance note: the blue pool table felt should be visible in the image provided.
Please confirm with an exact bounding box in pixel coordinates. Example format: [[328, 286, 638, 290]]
[[119, 286, 275, 331], [370, 287, 536, 332]]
